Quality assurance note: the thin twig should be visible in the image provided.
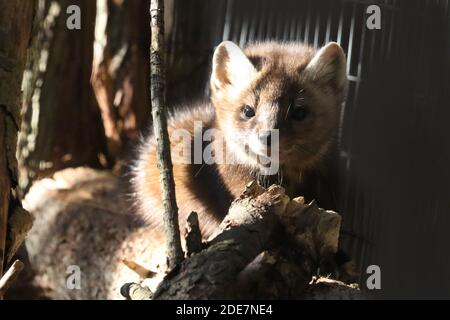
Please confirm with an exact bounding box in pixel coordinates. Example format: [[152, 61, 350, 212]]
[[150, 0, 183, 268], [0, 260, 24, 299], [122, 259, 157, 279]]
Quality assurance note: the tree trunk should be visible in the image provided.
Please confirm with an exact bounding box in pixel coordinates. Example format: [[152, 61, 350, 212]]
[[18, 0, 110, 194], [0, 0, 35, 285], [92, 0, 151, 159]]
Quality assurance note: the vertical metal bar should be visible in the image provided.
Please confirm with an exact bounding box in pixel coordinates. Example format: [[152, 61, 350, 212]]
[[353, 179, 363, 269], [337, 0, 344, 46], [247, 0, 259, 43], [325, 2, 333, 43], [386, 2, 396, 60], [257, 0, 266, 40], [266, 1, 275, 39], [239, 16, 249, 47], [295, 2, 303, 41], [379, 3, 389, 60], [356, 7, 367, 95], [346, 3, 356, 76], [304, 0, 311, 43], [354, 2, 370, 270], [314, 11, 320, 48], [368, 14, 377, 72], [275, 9, 284, 39], [339, 2, 355, 252], [283, 4, 292, 41], [289, 12, 297, 41], [215, 0, 227, 44], [229, 4, 239, 43], [360, 189, 374, 277], [222, 0, 234, 40]]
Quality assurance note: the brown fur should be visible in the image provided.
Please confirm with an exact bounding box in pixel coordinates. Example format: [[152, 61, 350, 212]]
[[132, 41, 347, 238]]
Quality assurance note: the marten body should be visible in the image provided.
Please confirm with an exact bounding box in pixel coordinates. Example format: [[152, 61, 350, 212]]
[[132, 41, 347, 238]]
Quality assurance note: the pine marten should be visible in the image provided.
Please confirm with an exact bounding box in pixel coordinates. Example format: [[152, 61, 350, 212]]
[[132, 41, 347, 238]]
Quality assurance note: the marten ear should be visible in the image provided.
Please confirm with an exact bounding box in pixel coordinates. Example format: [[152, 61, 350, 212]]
[[305, 42, 348, 99], [211, 41, 256, 97]]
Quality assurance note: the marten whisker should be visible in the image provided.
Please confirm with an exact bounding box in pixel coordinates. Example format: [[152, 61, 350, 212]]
[[285, 103, 292, 120]]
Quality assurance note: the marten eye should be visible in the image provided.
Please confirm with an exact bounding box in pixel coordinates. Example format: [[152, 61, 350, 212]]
[[242, 105, 256, 119], [292, 106, 308, 121]]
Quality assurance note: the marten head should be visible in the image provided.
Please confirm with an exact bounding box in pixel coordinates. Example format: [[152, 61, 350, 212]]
[[210, 41, 347, 175]]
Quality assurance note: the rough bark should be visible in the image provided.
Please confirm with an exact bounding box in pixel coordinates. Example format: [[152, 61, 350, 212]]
[[125, 182, 353, 300], [0, 0, 35, 281], [92, 0, 151, 158], [18, 0, 110, 194], [150, 0, 183, 268]]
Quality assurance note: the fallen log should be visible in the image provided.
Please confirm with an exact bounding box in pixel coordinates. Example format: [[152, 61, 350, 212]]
[[122, 181, 358, 299], [23, 167, 360, 299]]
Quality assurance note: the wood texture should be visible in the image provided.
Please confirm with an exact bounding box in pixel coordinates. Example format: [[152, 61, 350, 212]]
[[0, 0, 35, 277], [92, 0, 151, 158], [18, 0, 109, 193]]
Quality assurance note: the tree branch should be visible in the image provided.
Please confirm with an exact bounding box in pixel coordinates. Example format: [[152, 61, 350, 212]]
[[149, 0, 183, 268]]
